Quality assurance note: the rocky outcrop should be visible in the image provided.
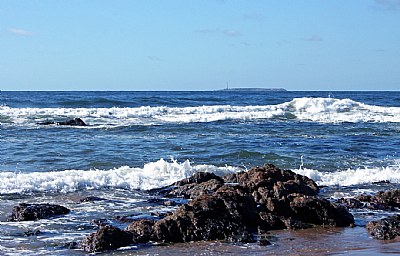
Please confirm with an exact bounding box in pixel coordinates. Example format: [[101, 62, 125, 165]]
[[8, 203, 70, 221], [80, 163, 354, 252], [366, 215, 400, 240], [37, 118, 86, 126]]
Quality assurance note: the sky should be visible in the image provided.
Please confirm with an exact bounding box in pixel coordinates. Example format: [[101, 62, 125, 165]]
[[0, 0, 399, 91]]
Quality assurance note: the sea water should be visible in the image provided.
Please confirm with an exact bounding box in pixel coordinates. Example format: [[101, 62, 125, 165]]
[[0, 91, 399, 255]]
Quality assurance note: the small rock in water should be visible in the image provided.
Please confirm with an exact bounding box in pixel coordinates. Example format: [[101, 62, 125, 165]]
[[366, 215, 400, 240], [57, 118, 86, 126], [37, 118, 87, 126], [355, 189, 400, 210], [80, 225, 133, 253], [8, 203, 70, 221], [24, 229, 41, 236], [79, 196, 105, 203]]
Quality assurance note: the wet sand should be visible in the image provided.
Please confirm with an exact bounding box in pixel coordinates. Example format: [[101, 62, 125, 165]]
[[108, 226, 400, 255]]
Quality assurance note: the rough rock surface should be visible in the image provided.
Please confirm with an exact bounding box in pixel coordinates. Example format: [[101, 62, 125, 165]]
[[366, 215, 400, 240], [8, 203, 70, 221], [337, 189, 400, 211], [81, 163, 354, 252], [80, 225, 133, 253], [126, 219, 156, 243]]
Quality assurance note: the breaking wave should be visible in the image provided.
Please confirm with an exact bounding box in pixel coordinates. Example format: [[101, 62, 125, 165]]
[[1, 157, 400, 194], [292, 164, 400, 187], [1, 97, 400, 127], [0, 159, 242, 194]]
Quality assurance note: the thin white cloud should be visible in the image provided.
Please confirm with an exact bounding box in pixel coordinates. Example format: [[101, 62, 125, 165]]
[[302, 35, 323, 42], [8, 28, 34, 36], [374, 0, 400, 10]]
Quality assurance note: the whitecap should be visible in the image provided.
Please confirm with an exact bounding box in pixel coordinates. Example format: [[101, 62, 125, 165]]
[[0, 158, 243, 194]]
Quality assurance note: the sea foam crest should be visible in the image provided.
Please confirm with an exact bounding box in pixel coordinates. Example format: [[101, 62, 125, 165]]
[[0, 159, 242, 194], [1, 97, 400, 126], [285, 97, 400, 123], [292, 165, 400, 187]]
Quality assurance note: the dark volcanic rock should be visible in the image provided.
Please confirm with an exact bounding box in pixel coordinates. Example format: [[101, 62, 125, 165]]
[[80, 225, 133, 253], [288, 194, 354, 227], [236, 164, 319, 196], [373, 190, 400, 208], [126, 219, 156, 243], [355, 189, 400, 210], [166, 178, 224, 199], [174, 172, 224, 186], [336, 198, 364, 209], [151, 192, 256, 243], [37, 118, 87, 126], [57, 118, 86, 126], [8, 203, 70, 221], [366, 215, 400, 240], [79, 196, 105, 203]]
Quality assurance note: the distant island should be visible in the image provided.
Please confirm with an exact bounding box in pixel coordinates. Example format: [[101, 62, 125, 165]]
[[217, 87, 287, 92]]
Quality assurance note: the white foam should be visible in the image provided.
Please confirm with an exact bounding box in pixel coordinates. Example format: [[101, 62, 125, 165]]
[[2, 97, 400, 127], [0, 158, 242, 194], [292, 165, 400, 187], [285, 97, 400, 123]]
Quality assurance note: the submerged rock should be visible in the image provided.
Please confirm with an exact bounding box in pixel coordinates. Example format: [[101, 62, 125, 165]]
[[8, 203, 70, 221], [366, 215, 400, 240], [80, 163, 354, 252]]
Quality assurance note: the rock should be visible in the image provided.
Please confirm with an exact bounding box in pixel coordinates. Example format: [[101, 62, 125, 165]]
[[288, 194, 354, 227], [366, 215, 400, 240], [37, 118, 87, 126], [355, 189, 400, 210], [151, 192, 257, 243], [126, 219, 156, 243], [174, 172, 224, 186], [258, 212, 286, 230], [8, 203, 70, 221], [335, 198, 364, 209], [79, 196, 105, 203], [90, 218, 109, 227], [236, 164, 319, 196], [80, 225, 133, 253], [23, 229, 41, 236], [166, 178, 224, 199], [283, 218, 312, 230], [57, 118, 86, 126], [373, 190, 400, 208]]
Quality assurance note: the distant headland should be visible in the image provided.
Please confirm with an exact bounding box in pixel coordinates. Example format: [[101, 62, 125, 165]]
[[217, 87, 287, 92]]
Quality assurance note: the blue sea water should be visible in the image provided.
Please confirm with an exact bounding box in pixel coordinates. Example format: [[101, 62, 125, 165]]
[[0, 90, 399, 255]]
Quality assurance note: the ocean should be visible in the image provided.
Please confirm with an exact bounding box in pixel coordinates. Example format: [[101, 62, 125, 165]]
[[0, 90, 399, 255]]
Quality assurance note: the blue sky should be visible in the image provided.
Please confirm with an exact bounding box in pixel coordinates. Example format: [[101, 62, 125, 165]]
[[1, 0, 399, 91]]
